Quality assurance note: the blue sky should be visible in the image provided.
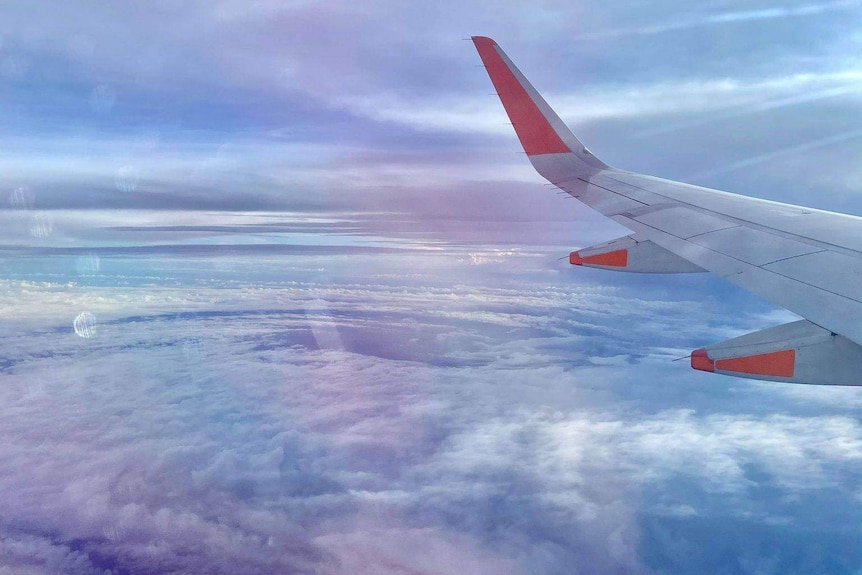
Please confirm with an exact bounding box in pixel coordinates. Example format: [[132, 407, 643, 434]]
[[2, 1, 862, 574]]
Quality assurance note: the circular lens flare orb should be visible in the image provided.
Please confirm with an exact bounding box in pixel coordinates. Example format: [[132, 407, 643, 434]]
[[73, 312, 97, 338]]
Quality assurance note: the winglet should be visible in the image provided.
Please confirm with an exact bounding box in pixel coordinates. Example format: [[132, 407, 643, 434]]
[[472, 36, 605, 169], [472, 36, 571, 156]]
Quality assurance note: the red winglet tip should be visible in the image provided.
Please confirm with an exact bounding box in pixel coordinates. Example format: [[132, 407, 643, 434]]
[[691, 348, 715, 372], [472, 37, 571, 156], [569, 251, 583, 265]]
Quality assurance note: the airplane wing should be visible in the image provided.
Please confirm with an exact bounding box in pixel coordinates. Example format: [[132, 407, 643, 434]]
[[472, 36, 862, 385]]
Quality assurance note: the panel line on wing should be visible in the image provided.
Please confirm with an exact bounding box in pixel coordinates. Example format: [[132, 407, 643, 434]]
[[756, 250, 828, 267], [684, 226, 743, 240], [574, 178, 650, 206]]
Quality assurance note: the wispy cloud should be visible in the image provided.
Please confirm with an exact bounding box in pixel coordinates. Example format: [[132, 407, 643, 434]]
[[2, 1, 862, 573], [575, 0, 862, 40], [688, 127, 862, 179], [0, 207, 860, 573], [334, 70, 862, 136]]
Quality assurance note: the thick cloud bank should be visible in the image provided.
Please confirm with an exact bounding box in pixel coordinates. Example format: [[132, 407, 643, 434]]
[[1, 1, 862, 573], [0, 211, 860, 574]]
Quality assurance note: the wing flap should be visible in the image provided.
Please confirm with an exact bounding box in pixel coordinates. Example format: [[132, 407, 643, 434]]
[[763, 251, 862, 300], [688, 227, 822, 267], [633, 207, 738, 239]]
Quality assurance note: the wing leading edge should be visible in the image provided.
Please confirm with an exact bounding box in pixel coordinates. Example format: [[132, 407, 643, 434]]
[[471, 36, 862, 385]]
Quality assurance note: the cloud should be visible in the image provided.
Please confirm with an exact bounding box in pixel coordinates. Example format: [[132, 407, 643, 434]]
[[1, 2, 862, 573], [312, 525, 517, 575], [334, 69, 862, 136], [573, 0, 862, 40], [688, 127, 862, 179], [0, 209, 859, 573]]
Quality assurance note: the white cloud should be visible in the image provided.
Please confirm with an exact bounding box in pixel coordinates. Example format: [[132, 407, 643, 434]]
[[1, 1, 861, 572], [334, 70, 862, 135], [0, 234, 781, 573], [0, 248, 857, 572], [574, 0, 862, 39]]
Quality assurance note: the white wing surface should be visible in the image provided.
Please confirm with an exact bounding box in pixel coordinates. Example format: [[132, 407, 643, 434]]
[[472, 36, 862, 385]]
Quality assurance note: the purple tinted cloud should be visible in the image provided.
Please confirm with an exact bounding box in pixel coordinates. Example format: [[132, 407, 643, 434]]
[[1, 2, 862, 573], [0, 210, 859, 573], [1, 0, 861, 215]]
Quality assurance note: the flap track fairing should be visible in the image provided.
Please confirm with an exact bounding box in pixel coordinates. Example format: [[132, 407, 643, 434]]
[[692, 320, 862, 385], [570, 235, 705, 273]]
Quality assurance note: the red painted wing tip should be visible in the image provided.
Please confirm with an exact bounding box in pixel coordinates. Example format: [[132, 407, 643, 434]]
[[569, 251, 583, 265], [691, 348, 715, 372], [471, 35, 571, 156]]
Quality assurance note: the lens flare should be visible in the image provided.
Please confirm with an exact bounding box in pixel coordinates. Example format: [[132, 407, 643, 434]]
[[73, 312, 97, 338]]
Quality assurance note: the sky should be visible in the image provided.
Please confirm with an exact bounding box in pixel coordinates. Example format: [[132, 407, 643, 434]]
[[2, 1, 862, 574]]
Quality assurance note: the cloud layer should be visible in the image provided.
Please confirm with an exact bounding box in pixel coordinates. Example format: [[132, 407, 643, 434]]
[[0, 210, 859, 573], [2, 1, 862, 573]]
